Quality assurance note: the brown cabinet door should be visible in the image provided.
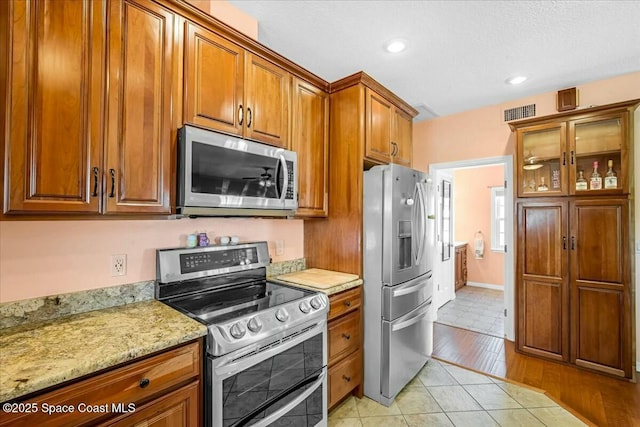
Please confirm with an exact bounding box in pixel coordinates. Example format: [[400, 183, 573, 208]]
[[184, 22, 244, 135], [105, 0, 175, 214], [3, 0, 106, 213], [365, 88, 392, 164], [244, 54, 290, 148], [517, 201, 569, 361], [570, 199, 631, 377], [291, 78, 329, 217], [391, 108, 412, 167]]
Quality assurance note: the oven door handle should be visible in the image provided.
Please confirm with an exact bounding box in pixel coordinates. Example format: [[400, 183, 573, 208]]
[[234, 369, 326, 427]]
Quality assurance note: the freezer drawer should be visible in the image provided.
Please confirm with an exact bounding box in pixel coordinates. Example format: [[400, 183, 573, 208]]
[[383, 272, 433, 321], [381, 299, 433, 401]]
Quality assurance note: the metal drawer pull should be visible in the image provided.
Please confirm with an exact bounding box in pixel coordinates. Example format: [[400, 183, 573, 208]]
[[342, 375, 351, 382], [139, 378, 150, 388], [344, 301, 351, 307], [342, 333, 351, 340]]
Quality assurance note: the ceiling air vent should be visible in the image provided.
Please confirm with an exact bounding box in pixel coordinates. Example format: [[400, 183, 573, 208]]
[[504, 104, 536, 121]]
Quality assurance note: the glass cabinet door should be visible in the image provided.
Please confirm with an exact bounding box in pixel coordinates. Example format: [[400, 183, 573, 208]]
[[517, 122, 567, 197], [569, 113, 626, 194]]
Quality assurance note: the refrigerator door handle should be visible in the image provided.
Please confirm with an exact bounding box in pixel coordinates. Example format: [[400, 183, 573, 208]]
[[414, 182, 427, 264], [391, 300, 432, 332], [411, 183, 420, 263]]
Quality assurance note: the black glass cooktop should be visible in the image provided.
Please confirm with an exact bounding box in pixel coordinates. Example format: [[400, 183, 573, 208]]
[[165, 281, 310, 324]]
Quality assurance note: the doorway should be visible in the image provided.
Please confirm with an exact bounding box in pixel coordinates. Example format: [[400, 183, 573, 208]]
[[430, 156, 514, 341]]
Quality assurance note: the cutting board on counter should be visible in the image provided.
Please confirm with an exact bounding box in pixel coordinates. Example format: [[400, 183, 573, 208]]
[[276, 268, 359, 289]]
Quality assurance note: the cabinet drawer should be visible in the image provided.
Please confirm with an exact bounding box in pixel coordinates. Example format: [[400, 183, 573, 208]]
[[328, 350, 362, 408], [0, 341, 200, 427], [328, 310, 360, 363], [328, 287, 362, 321]]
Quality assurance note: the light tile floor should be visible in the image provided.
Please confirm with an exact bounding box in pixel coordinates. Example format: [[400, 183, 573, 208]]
[[435, 286, 504, 338], [328, 359, 587, 427]]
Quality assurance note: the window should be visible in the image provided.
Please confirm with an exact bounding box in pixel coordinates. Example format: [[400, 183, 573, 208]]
[[491, 187, 506, 252]]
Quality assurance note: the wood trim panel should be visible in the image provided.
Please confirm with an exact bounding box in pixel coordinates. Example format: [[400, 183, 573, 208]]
[[304, 85, 365, 275], [509, 98, 640, 130], [329, 71, 418, 117]]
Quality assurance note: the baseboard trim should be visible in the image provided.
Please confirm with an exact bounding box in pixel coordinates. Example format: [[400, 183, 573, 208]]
[[466, 281, 503, 291]]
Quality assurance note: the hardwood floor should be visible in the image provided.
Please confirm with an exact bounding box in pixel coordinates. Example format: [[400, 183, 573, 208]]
[[433, 323, 640, 426]]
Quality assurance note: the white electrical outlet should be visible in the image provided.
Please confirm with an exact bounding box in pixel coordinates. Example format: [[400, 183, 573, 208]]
[[275, 240, 284, 256], [111, 254, 127, 276]]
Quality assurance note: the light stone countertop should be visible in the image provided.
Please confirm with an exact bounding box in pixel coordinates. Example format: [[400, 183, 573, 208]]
[[271, 275, 362, 296], [0, 300, 207, 402]]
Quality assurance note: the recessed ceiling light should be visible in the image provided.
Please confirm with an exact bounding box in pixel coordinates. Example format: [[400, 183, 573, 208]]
[[506, 76, 528, 85], [384, 39, 407, 53]]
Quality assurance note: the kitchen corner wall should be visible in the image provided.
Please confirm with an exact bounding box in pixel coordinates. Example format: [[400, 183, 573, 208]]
[[453, 165, 505, 287], [0, 218, 303, 303], [413, 70, 640, 371]]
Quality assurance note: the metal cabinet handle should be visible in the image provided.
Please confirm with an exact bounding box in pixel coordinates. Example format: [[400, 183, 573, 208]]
[[139, 378, 150, 388], [570, 151, 575, 165], [563, 236, 567, 250], [344, 301, 351, 307], [342, 375, 351, 382], [571, 236, 575, 250], [562, 152, 566, 166], [247, 107, 252, 128], [91, 167, 99, 197], [342, 333, 351, 340], [238, 105, 244, 126], [391, 142, 398, 156], [109, 169, 115, 198]]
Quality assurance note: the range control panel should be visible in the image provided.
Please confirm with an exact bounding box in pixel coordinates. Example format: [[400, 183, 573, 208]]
[[180, 247, 258, 273]]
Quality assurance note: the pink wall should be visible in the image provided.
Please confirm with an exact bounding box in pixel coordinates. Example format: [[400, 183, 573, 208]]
[[0, 218, 303, 302], [454, 165, 505, 286], [413, 72, 640, 169]]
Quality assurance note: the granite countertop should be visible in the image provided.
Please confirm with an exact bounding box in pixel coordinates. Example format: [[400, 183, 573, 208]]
[[0, 300, 207, 402], [272, 268, 362, 296]]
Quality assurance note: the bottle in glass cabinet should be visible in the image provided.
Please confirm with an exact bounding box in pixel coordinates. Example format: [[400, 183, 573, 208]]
[[604, 159, 618, 189], [576, 170, 588, 190], [537, 177, 548, 192], [589, 161, 602, 190]]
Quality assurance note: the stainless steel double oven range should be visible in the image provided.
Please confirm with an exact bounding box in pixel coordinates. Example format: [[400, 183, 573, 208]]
[[156, 242, 329, 427]]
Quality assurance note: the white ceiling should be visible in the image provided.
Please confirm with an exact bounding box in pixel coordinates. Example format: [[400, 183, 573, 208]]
[[228, 0, 640, 121]]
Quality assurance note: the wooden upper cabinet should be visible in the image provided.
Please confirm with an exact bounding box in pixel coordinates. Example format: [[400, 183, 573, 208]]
[[105, 0, 175, 214], [512, 100, 638, 198], [365, 88, 393, 164], [184, 21, 244, 135], [364, 87, 414, 167], [184, 23, 290, 148], [244, 53, 290, 148], [392, 108, 413, 167], [291, 78, 329, 217], [3, 0, 107, 214]]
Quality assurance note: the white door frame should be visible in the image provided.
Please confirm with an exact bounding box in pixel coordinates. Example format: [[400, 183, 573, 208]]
[[429, 155, 515, 342], [433, 170, 455, 311]]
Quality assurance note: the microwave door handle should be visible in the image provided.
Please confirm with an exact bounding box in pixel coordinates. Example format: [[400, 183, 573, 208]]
[[278, 154, 288, 202]]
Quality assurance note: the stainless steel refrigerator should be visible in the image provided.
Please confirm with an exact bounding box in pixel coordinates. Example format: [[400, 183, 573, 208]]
[[363, 163, 435, 406]]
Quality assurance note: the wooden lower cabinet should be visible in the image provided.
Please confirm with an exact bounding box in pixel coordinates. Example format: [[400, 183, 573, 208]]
[[454, 244, 467, 291], [516, 198, 632, 378], [327, 287, 363, 409], [0, 340, 202, 427]]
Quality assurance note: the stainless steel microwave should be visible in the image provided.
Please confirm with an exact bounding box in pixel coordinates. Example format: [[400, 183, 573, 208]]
[[177, 125, 297, 217]]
